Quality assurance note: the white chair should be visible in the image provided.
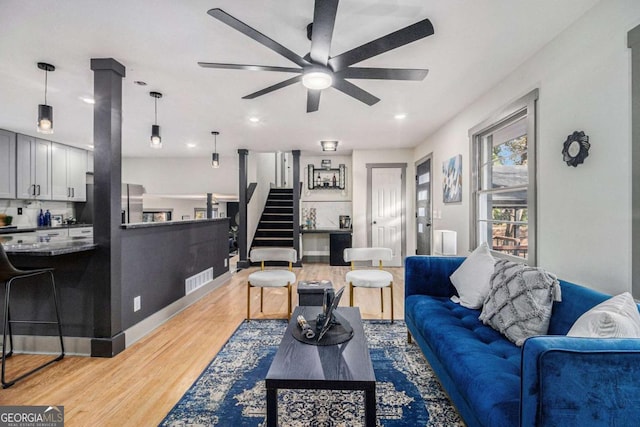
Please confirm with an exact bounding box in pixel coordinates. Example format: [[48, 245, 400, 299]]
[[344, 247, 394, 322], [247, 247, 297, 320]]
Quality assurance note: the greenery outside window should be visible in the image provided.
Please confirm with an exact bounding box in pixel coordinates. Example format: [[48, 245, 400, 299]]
[[469, 89, 538, 264]]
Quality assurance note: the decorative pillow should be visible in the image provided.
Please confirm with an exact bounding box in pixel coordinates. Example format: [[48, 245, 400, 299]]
[[449, 242, 495, 309], [567, 292, 640, 338], [479, 259, 561, 346]]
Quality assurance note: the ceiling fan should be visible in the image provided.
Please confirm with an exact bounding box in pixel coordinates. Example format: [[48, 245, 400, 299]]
[[198, 1, 434, 113]]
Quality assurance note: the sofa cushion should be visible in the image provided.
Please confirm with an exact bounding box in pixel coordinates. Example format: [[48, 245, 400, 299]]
[[480, 259, 561, 346], [405, 294, 521, 426], [449, 242, 495, 309], [567, 292, 640, 338]]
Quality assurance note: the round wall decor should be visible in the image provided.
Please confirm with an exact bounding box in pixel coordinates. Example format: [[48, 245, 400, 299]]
[[562, 130, 590, 167]]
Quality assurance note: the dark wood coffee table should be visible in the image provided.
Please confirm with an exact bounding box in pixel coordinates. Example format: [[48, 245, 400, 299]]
[[265, 306, 376, 426]]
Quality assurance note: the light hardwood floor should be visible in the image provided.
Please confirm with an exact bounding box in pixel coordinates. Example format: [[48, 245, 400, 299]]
[[0, 262, 404, 426]]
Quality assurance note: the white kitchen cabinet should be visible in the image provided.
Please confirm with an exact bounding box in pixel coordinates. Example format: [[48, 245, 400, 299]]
[[0, 129, 16, 199], [16, 134, 52, 200], [87, 151, 94, 173], [51, 142, 87, 201], [68, 226, 93, 238]]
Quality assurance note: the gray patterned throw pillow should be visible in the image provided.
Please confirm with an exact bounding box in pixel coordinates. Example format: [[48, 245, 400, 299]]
[[479, 259, 561, 346]]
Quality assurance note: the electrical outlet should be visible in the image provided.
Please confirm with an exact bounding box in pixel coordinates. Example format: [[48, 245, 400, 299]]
[[134, 296, 141, 312], [224, 258, 228, 267]]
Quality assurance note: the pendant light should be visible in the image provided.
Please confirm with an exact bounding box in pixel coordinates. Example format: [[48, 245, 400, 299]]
[[211, 131, 220, 168], [37, 62, 55, 134], [150, 91, 163, 149]]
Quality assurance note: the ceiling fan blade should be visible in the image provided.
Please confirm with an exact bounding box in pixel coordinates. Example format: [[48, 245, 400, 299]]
[[332, 79, 380, 106], [328, 18, 434, 71], [207, 8, 310, 68], [337, 67, 428, 81], [309, 0, 339, 66], [198, 62, 301, 73], [242, 75, 302, 99], [307, 90, 322, 113]]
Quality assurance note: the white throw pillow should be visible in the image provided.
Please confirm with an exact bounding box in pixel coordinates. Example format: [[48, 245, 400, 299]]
[[449, 242, 495, 309], [567, 292, 640, 338]]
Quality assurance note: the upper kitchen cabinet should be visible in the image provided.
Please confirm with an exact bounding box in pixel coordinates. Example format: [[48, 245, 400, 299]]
[[16, 134, 52, 200], [0, 130, 16, 199], [51, 143, 87, 201]]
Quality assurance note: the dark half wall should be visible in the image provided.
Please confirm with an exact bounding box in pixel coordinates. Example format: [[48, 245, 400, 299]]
[[120, 218, 229, 330]]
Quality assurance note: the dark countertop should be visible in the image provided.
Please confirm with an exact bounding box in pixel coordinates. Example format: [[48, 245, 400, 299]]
[[2, 236, 96, 256], [122, 217, 228, 230], [300, 228, 352, 234]]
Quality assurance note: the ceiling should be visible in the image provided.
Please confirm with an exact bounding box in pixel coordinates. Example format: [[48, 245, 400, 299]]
[[0, 0, 598, 159]]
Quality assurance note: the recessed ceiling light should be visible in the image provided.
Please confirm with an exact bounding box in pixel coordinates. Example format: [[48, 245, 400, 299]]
[[79, 96, 95, 104], [187, 143, 197, 148], [394, 113, 407, 120], [249, 116, 260, 123], [134, 80, 147, 86]]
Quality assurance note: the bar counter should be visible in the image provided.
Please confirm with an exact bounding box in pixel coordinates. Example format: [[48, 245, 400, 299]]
[[1, 236, 96, 256]]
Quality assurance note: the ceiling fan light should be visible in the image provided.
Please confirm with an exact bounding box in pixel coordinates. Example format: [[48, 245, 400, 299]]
[[302, 71, 332, 90], [321, 140, 338, 151], [211, 152, 220, 168], [37, 104, 53, 134], [150, 124, 162, 148]]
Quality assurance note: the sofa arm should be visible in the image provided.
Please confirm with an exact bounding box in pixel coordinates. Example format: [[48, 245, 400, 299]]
[[404, 256, 465, 298], [521, 336, 640, 426]]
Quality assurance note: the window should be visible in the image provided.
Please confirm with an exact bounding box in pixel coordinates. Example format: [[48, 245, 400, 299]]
[[470, 90, 538, 264]]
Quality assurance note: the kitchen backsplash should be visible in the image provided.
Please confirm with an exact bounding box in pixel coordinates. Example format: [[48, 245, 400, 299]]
[[0, 200, 76, 227]]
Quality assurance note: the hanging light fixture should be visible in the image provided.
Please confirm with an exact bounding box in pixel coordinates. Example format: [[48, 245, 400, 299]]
[[37, 62, 55, 134], [211, 131, 220, 168], [150, 91, 163, 148]]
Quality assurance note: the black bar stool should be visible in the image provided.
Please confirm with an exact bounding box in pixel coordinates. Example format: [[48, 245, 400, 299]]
[[0, 244, 64, 388]]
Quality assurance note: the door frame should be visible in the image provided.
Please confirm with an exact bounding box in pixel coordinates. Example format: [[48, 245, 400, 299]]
[[366, 163, 407, 266], [415, 153, 433, 255]]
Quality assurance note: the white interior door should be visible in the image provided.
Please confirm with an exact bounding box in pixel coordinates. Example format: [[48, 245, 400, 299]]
[[371, 167, 402, 266]]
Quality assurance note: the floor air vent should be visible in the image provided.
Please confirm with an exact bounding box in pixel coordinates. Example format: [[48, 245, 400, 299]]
[[185, 267, 214, 295]]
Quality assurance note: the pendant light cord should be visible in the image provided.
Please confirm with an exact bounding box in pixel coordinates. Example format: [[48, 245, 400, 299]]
[[44, 70, 48, 104], [154, 98, 158, 125]]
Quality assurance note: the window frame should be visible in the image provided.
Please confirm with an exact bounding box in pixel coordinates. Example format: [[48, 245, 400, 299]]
[[469, 89, 538, 265]]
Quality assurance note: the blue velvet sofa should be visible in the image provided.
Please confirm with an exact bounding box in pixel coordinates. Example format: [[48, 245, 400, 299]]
[[404, 255, 640, 427]]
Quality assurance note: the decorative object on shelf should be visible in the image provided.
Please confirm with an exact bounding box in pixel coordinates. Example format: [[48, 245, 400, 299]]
[[149, 91, 163, 149], [443, 154, 462, 203], [307, 164, 346, 190], [211, 131, 220, 168], [37, 62, 55, 134], [321, 140, 338, 151], [561, 130, 590, 167]]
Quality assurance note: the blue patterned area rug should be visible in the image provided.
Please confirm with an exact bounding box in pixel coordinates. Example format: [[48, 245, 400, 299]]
[[160, 320, 463, 426]]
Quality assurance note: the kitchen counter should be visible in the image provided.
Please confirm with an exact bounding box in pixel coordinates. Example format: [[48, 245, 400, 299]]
[[1, 235, 96, 256], [121, 217, 227, 229], [0, 224, 93, 235]]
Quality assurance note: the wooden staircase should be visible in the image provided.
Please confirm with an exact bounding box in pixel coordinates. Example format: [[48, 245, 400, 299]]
[[251, 188, 294, 250]]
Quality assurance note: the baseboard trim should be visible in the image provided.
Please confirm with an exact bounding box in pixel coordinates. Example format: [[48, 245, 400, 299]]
[[124, 271, 232, 348], [10, 335, 92, 356]]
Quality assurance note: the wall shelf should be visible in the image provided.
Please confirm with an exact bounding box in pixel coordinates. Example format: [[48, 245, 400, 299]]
[[307, 163, 346, 190]]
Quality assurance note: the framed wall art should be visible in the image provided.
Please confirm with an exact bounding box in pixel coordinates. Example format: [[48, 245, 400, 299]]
[[443, 154, 462, 203]]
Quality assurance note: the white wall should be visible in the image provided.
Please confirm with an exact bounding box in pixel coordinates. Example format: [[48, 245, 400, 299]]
[[352, 149, 416, 260], [247, 152, 276, 249], [414, 0, 640, 294], [122, 156, 238, 198]]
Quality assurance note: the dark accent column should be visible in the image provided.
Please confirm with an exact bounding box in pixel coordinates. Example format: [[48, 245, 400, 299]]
[[206, 193, 213, 219], [292, 150, 302, 267], [90, 58, 126, 357], [237, 149, 250, 269], [629, 26, 640, 297]]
